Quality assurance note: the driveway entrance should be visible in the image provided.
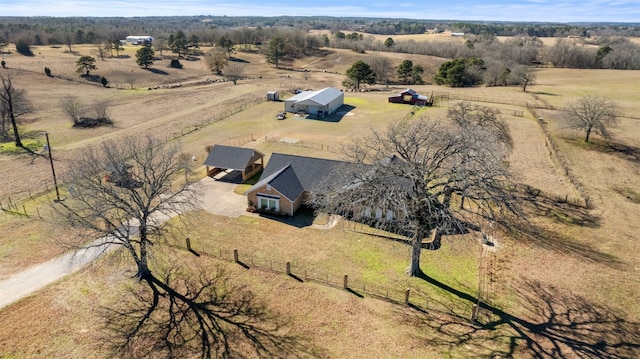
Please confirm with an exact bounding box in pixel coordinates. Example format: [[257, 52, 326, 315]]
[[199, 174, 247, 218]]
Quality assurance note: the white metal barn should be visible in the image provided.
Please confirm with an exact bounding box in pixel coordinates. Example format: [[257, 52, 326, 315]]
[[125, 36, 154, 44], [284, 87, 344, 117]]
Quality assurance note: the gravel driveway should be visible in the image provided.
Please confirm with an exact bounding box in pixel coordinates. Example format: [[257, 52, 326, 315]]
[[0, 172, 249, 309]]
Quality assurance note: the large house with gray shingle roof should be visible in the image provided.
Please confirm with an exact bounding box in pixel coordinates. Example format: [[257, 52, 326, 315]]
[[244, 153, 347, 216]]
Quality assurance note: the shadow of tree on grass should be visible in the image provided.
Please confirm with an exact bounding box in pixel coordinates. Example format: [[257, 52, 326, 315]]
[[523, 193, 600, 228], [100, 262, 322, 358], [404, 275, 640, 358], [146, 68, 169, 75], [506, 220, 622, 269]]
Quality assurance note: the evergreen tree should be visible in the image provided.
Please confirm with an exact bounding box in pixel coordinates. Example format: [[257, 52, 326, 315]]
[[76, 56, 97, 75], [136, 46, 155, 69], [397, 60, 413, 84], [344, 60, 376, 91], [266, 37, 287, 68]]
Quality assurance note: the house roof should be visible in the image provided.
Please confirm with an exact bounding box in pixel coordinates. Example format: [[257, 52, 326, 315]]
[[247, 164, 305, 201], [287, 87, 343, 106], [203, 144, 264, 171], [246, 153, 347, 201]]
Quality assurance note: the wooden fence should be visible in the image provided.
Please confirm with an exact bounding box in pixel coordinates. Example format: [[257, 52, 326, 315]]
[[180, 239, 480, 316]]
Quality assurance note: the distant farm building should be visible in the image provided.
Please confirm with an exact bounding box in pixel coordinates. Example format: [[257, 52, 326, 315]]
[[266, 91, 279, 101], [125, 36, 154, 45], [284, 87, 344, 117], [388, 89, 432, 106]]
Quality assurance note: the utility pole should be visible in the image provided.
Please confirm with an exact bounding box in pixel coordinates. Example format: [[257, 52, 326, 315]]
[[44, 132, 61, 202]]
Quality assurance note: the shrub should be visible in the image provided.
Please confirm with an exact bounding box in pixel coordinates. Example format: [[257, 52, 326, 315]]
[[44, 67, 52, 77], [1, 60, 5, 68], [15, 40, 33, 56], [101, 76, 108, 87], [169, 59, 183, 69]]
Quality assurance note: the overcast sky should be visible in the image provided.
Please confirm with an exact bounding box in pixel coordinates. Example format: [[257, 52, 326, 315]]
[[3, 0, 639, 23]]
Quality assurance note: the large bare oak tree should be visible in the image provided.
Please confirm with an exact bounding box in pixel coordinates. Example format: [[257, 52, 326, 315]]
[[309, 110, 521, 277], [56, 136, 294, 358]]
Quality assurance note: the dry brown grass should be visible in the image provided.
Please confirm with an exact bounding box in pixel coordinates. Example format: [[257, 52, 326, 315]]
[[2, 40, 640, 358], [0, 212, 480, 358]]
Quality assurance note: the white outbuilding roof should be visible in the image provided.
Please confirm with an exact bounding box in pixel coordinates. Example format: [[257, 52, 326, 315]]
[[287, 87, 343, 106]]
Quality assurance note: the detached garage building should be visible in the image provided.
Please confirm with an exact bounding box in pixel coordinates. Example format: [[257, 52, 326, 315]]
[[204, 145, 264, 182], [284, 87, 344, 117]]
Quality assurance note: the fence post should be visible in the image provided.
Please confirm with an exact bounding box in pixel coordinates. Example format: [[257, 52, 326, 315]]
[[186, 237, 192, 251], [286, 262, 291, 275], [405, 288, 411, 304], [343, 274, 348, 289], [233, 249, 239, 263]]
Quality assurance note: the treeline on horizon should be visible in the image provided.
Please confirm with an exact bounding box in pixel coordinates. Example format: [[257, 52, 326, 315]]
[[1, 15, 640, 38], [1, 15, 640, 73]]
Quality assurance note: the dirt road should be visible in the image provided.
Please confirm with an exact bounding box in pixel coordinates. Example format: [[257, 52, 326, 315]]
[[0, 176, 247, 309], [0, 236, 116, 309]]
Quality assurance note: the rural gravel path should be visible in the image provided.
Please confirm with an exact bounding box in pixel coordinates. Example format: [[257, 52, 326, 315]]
[[0, 236, 117, 309], [0, 176, 246, 310]]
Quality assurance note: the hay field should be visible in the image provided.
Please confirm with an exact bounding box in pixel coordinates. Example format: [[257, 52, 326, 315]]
[[1, 40, 640, 358]]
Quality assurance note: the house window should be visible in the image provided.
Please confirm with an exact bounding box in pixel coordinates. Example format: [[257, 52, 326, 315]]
[[258, 195, 279, 211]]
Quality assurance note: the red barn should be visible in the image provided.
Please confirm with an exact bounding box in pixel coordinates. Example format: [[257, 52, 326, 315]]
[[388, 88, 431, 106]]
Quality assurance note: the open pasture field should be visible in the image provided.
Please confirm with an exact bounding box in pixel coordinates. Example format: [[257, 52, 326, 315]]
[[0, 213, 485, 358], [1, 40, 640, 358]]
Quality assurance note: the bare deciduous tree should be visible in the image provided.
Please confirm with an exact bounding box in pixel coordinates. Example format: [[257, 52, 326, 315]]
[[95, 41, 111, 60], [153, 38, 168, 57], [447, 101, 513, 149], [59, 95, 84, 124], [204, 48, 228, 75], [56, 136, 295, 358], [0, 75, 32, 149], [367, 54, 393, 88], [223, 62, 244, 85], [309, 115, 521, 277], [515, 66, 536, 92], [565, 95, 619, 143], [60, 96, 112, 128], [92, 100, 110, 121]]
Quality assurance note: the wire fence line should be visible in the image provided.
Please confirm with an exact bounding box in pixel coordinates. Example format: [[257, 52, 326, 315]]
[[169, 95, 266, 141], [526, 106, 591, 207], [178, 237, 471, 315], [1, 90, 265, 208], [264, 135, 343, 154], [433, 91, 551, 111]]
